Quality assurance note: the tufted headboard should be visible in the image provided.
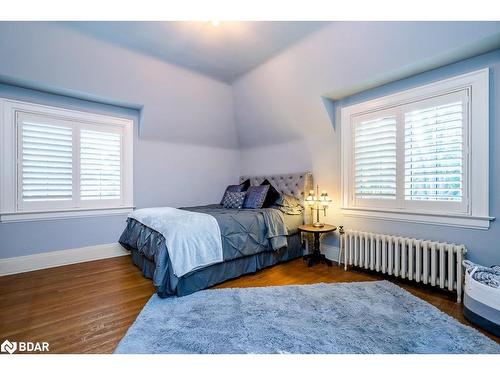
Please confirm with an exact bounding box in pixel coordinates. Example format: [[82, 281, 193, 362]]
[[239, 172, 313, 204]]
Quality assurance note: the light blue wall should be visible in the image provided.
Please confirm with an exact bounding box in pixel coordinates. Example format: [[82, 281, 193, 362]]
[[235, 23, 500, 266], [2, 21, 500, 266], [0, 22, 240, 259], [333, 51, 500, 266]]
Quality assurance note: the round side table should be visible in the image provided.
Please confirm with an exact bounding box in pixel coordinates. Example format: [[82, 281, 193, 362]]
[[298, 224, 337, 267]]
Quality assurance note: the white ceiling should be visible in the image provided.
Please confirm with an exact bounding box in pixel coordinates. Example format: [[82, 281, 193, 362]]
[[63, 21, 330, 83]]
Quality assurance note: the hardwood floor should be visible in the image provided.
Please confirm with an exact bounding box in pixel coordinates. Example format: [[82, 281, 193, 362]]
[[0, 256, 497, 353]]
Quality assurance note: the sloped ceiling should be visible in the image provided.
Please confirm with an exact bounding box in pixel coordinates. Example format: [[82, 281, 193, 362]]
[[63, 21, 330, 83], [232, 21, 500, 148], [1, 21, 499, 149]]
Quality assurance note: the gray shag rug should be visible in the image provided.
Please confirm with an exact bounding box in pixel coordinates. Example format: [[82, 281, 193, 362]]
[[115, 281, 499, 354]]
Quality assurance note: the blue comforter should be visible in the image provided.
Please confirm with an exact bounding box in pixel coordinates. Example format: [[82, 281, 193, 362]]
[[184, 205, 289, 258]]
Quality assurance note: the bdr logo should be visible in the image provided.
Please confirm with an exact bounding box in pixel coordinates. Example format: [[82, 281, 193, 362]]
[[1, 340, 16, 354], [1, 339, 50, 354]]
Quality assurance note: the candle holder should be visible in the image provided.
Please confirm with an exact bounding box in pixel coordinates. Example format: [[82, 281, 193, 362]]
[[305, 185, 332, 227]]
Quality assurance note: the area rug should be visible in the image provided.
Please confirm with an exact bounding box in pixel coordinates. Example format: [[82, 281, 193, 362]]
[[115, 280, 500, 354]]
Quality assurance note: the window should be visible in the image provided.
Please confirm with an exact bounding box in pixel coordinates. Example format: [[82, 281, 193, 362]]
[[341, 69, 492, 229], [353, 112, 397, 204], [403, 94, 466, 212], [80, 129, 122, 202], [1, 99, 133, 222]]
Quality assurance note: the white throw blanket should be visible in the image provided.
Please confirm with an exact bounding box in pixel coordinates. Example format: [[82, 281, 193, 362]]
[[128, 207, 223, 277]]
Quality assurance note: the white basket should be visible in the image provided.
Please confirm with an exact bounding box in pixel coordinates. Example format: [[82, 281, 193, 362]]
[[464, 267, 500, 311]]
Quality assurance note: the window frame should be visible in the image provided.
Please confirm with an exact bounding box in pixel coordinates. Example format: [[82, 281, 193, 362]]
[[340, 68, 492, 229], [0, 98, 134, 222]]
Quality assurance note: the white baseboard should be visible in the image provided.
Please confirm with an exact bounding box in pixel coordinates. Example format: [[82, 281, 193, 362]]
[[0, 243, 129, 276], [1, 240, 336, 277]]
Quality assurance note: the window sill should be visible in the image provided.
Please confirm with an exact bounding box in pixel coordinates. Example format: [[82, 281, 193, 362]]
[[341, 207, 494, 230], [0, 206, 134, 223]]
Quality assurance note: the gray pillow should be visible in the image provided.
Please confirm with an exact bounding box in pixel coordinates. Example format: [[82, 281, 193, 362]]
[[273, 194, 304, 215], [275, 193, 302, 207], [222, 191, 246, 209], [242, 185, 269, 209]]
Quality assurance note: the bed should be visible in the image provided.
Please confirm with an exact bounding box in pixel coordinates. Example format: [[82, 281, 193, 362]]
[[119, 172, 313, 297]]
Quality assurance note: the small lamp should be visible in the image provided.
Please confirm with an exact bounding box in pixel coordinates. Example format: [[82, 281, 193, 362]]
[[307, 185, 332, 227]]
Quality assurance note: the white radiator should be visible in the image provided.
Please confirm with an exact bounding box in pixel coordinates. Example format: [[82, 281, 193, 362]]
[[340, 230, 467, 302]]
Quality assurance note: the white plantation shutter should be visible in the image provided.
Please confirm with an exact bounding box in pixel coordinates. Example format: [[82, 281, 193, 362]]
[[341, 70, 489, 227], [404, 98, 464, 203], [349, 90, 468, 213], [354, 116, 397, 200], [1, 98, 133, 221], [18, 113, 73, 208], [80, 129, 122, 201]]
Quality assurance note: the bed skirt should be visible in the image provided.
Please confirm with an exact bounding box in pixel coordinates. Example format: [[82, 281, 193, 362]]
[[128, 233, 303, 297]]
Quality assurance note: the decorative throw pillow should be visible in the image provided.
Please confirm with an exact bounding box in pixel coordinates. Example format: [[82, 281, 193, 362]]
[[260, 179, 281, 208], [239, 178, 250, 191], [242, 185, 270, 209], [275, 193, 302, 208], [219, 179, 250, 204], [222, 191, 246, 209], [273, 194, 304, 215]]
